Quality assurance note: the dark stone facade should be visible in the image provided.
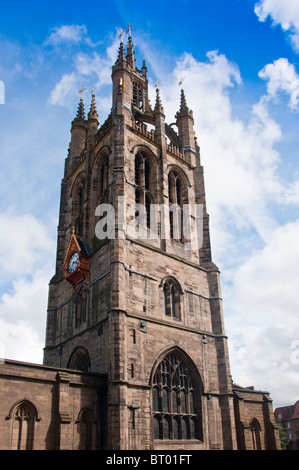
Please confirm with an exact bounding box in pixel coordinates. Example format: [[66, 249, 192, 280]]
[[0, 33, 280, 450]]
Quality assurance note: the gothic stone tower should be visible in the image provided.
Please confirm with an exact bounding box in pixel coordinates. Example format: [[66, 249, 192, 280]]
[[44, 32, 238, 450]]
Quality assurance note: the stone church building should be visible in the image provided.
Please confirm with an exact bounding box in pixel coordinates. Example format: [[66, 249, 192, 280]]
[[0, 32, 280, 451]]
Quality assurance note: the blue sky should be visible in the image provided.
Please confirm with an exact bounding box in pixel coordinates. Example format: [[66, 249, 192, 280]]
[[1, 0, 299, 410]]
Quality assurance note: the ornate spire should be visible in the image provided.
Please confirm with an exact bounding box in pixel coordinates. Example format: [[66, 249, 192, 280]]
[[115, 35, 126, 66], [142, 57, 147, 78], [75, 87, 86, 120], [126, 24, 136, 69], [154, 83, 164, 114], [176, 86, 193, 120], [88, 87, 98, 120], [179, 87, 189, 114]]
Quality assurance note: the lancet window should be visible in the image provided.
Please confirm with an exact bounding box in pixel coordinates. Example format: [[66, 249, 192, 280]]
[[163, 278, 181, 320], [134, 151, 154, 229], [75, 285, 87, 327], [250, 418, 262, 450], [168, 170, 188, 241], [74, 178, 85, 237], [11, 401, 36, 450]]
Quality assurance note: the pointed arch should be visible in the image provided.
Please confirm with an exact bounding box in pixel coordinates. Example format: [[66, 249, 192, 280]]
[[74, 285, 88, 327], [68, 346, 90, 372], [150, 347, 203, 441], [92, 149, 110, 206], [133, 148, 158, 231], [71, 172, 87, 237], [9, 400, 39, 450], [250, 418, 262, 450], [76, 407, 96, 450], [168, 167, 189, 241], [161, 276, 183, 320]]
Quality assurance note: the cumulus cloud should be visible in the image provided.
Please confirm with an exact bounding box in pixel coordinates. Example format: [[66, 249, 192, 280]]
[[48, 72, 79, 109], [0, 272, 49, 364], [0, 212, 55, 276], [226, 220, 299, 405], [0, 212, 55, 363], [259, 58, 299, 109], [255, 0, 299, 52], [45, 24, 94, 47], [48, 31, 119, 112]]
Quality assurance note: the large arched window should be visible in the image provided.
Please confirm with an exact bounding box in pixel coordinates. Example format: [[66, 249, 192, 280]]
[[10, 401, 37, 450], [134, 151, 154, 229], [163, 278, 182, 320], [152, 351, 202, 441]]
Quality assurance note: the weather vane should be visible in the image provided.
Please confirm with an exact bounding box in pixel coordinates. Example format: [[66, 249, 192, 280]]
[[92, 86, 97, 94], [119, 28, 125, 42], [155, 80, 160, 88], [78, 87, 86, 99], [179, 78, 185, 87], [127, 23, 133, 37]]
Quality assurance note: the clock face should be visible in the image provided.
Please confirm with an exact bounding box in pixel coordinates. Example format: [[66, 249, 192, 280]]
[[67, 252, 79, 273]]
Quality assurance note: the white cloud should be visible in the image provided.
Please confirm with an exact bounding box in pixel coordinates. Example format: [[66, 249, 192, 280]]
[[48, 71, 79, 109], [259, 58, 299, 109], [0, 318, 44, 364], [226, 220, 299, 405], [0, 272, 49, 364], [45, 25, 89, 46], [255, 0, 299, 52], [0, 212, 55, 276], [48, 32, 119, 112], [0, 213, 55, 364]]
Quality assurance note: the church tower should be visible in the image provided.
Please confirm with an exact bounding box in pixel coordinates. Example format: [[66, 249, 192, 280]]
[[44, 30, 238, 450]]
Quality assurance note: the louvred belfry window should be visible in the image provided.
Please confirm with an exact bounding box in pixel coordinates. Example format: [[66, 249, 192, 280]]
[[152, 352, 202, 441], [134, 151, 154, 229], [168, 170, 188, 241]]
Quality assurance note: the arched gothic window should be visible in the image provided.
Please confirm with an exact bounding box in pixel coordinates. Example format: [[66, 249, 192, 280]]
[[11, 401, 37, 450], [163, 278, 181, 320], [68, 347, 90, 372], [168, 170, 188, 241], [250, 418, 262, 450], [100, 155, 109, 203], [133, 82, 143, 110], [152, 351, 202, 441], [134, 151, 154, 229], [74, 178, 85, 237], [75, 286, 88, 327]]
